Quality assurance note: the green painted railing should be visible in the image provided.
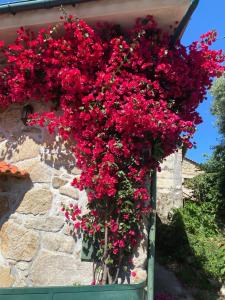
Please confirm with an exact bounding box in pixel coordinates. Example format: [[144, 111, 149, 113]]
[[147, 171, 157, 300], [0, 282, 145, 300]]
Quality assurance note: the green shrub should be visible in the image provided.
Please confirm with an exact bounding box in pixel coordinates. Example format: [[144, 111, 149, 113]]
[[157, 200, 225, 284], [178, 201, 225, 282], [157, 144, 225, 287]]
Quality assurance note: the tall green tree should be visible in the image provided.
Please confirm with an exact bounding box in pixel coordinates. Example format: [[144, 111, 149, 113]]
[[186, 76, 225, 222], [185, 76, 225, 222], [187, 145, 225, 222], [211, 75, 225, 137]]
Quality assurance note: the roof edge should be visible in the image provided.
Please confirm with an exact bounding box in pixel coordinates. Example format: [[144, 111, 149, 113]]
[[0, 0, 91, 14], [184, 157, 202, 167], [0, 0, 199, 24], [171, 0, 199, 43]]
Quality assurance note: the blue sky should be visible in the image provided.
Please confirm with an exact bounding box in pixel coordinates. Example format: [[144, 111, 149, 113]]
[[0, 0, 24, 3], [182, 0, 225, 163], [0, 0, 22, 3]]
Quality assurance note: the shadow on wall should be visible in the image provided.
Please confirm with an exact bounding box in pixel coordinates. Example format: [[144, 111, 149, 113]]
[[0, 103, 77, 173], [40, 135, 77, 173], [0, 103, 91, 288], [0, 175, 33, 229]]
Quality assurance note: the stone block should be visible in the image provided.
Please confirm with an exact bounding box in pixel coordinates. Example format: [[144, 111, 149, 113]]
[[30, 250, 92, 286], [24, 216, 64, 232], [42, 233, 74, 254], [0, 265, 14, 287], [16, 160, 52, 183], [52, 177, 67, 189], [71, 167, 82, 175], [0, 221, 39, 261], [17, 189, 53, 215], [59, 186, 79, 200], [10, 137, 40, 163]]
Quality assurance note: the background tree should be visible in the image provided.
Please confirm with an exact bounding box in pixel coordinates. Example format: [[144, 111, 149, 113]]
[[211, 75, 225, 137], [187, 74, 225, 223]]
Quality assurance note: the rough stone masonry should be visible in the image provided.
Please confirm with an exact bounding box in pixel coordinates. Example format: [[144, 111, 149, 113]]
[[0, 103, 183, 287]]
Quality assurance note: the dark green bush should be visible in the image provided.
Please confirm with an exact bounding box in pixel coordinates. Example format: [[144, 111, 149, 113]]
[[157, 200, 225, 284]]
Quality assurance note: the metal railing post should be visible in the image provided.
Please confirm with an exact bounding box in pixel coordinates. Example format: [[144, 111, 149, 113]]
[[147, 170, 157, 300]]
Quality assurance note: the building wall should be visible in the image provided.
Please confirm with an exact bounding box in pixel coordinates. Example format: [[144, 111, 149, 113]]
[[157, 150, 183, 221], [182, 157, 203, 198], [0, 103, 184, 287], [182, 157, 202, 180], [0, 103, 93, 287]]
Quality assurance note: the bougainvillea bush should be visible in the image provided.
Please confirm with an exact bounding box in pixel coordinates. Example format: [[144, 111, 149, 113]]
[[0, 14, 224, 284]]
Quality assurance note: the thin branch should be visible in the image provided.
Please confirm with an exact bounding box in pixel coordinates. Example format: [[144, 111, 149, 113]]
[[102, 222, 109, 284], [112, 251, 123, 284]]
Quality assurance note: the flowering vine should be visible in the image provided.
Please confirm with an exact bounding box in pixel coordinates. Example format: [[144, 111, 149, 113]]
[[0, 14, 224, 284]]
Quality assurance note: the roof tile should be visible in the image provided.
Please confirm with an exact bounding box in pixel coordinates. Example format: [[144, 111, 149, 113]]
[[0, 161, 28, 178]]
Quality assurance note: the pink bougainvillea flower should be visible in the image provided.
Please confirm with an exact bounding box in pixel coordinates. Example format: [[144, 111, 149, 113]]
[[0, 14, 224, 284], [131, 271, 137, 277]]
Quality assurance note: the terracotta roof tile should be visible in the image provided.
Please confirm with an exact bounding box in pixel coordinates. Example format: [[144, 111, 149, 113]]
[[0, 161, 28, 178]]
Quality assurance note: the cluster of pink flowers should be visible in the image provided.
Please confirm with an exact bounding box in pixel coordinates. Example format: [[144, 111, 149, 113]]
[[0, 15, 224, 282]]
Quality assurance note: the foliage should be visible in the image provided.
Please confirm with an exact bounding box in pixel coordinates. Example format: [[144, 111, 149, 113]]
[[179, 145, 225, 284], [209, 63, 225, 222], [186, 145, 225, 221], [211, 75, 225, 136], [157, 200, 225, 285], [0, 14, 224, 284], [157, 125, 225, 291], [178, 202, 225, 282]]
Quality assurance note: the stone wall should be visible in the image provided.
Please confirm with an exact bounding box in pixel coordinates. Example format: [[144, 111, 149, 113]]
[[0, 103, 184, 287], [157, 150, 183, 221], [182, 157, 203, 198], [0, 103, 92, 287]]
